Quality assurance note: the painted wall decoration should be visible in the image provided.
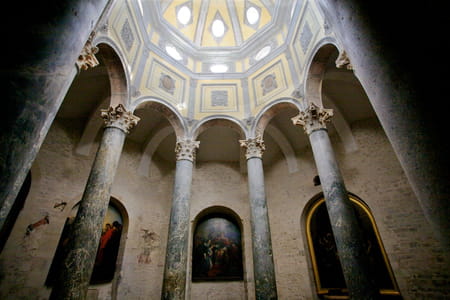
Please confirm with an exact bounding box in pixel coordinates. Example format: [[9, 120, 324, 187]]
[[192, 215, 243, 281], [46, 202, 123, 285], [306, 195, 402, 298]]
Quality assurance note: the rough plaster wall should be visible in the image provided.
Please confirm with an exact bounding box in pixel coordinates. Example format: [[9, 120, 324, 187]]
[[0, 118, 175, 300], [0, 118, 97, 299], [189, 161, 251, 300], [1, 116, 449, 300], [264, 117, 450, 300]]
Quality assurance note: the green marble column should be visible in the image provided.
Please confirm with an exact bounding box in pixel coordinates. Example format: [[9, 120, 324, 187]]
[[49, 104, 139, 300], [240, 136, 278, 300], [0, 1, 108, 235], [162, 138, 199, 300], [292, 102, 378, 299]]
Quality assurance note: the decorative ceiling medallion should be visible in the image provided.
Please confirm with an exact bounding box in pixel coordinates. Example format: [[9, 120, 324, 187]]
[[209, 12, 228, 44], [244, 0, 261, 30], [120, 19, 134, 52], [159, 73, 176, 95], [175, 1, 193, 28], [300, 22, 313, 54], [261, 74, 278, 96]]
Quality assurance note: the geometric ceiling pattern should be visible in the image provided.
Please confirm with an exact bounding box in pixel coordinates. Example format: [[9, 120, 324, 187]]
[[140, 0, 297, 75]]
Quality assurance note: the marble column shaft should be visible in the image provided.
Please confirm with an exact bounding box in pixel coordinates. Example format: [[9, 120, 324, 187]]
[[0, 0, 108, 234], [316, 0, 450, 248], [162, 139, 199, 300], [240, 136, 278, 300], [293, 103, 378, 299], [50, 104, 139, 300]]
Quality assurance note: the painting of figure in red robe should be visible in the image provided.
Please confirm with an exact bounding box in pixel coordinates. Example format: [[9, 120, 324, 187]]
[[192, 214, 243, 281], [46, 202, 123, 285]]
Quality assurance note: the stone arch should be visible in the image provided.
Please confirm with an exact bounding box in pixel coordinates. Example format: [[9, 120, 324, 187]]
[[191, 115, 247, 140], [73, 41, 130, 157], [131, 97, 186, 138], [46, 196, 129, 289], [133, 98, 186, 177], [303, 40, 359, 153], [303, 40, 339, 107], [96, 42, 129, 108], [252, 98, 302, 173], [191, 206, 244, 281], [301, 192, 401, 299]]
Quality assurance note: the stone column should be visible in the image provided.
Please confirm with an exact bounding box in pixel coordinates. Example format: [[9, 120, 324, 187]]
[[240, 136, 278, 300], [49, 104, 139, 300], [162, 138, 199, 300], [0, 0, 109, 235], [316, 0, 450, 248], [292, 102, 378, 299]]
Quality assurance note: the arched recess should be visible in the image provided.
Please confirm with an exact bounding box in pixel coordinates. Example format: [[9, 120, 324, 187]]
[[252, 99, 301, 173], [304, 41, 361, 153], [302, 192, 402, 299], [131, 98, 187, 177], [191, 206, 244, 282], [73, 42, 130, 157], [46, 196, 129, 287], [191, 116, 247, 172]]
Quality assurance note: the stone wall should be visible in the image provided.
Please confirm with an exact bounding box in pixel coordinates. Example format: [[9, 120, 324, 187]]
[[0, 116, 449, 299], [263, 117, 450, 299]]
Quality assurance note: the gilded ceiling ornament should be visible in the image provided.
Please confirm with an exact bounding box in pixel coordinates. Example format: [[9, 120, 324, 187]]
[[76, 31, 99, 71], [175, 138, 200, 161], [291, 102, 333, 135], [101, 104, 140, 134], [239, 135, 265, 159]]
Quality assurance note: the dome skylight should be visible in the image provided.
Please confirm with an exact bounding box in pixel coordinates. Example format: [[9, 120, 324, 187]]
[[177, 6, 191, 25], [211, 19, 225, 37], [210, 64, 228, 73], [255, 46, 271, 61], [165, 45, 183, 61], [246, 7, 260, 25]]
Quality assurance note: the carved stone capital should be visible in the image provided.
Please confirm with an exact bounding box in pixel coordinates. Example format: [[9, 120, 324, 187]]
[[291, 102, 333, 135], [239, 135, 265, 159], [175, 138, 200, 162], [76, 31, 100, 71], [101, 104, 140, 134], [335, 50, 353, 70]]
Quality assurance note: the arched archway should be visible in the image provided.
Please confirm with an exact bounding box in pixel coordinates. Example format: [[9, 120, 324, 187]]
[[46, 197, 129, 286], [192, 206, 244, 281], [303, 192, 402, 299]]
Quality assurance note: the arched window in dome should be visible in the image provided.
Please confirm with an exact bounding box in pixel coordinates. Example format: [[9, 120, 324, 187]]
[[192, 213, 243, 281], [305, 193, 402, 299], [46, 198, 125, 285]]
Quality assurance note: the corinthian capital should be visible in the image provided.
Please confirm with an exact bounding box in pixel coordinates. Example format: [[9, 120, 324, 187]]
[[291, 102, 333, 135], [76, 31, 99, 71], [175, 138, 200, 162], [239, 135, 265, 159], [101, 104, 140, 134]]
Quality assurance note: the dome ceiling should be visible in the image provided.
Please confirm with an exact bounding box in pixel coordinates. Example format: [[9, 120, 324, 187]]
[[138, 0, 297, 76]]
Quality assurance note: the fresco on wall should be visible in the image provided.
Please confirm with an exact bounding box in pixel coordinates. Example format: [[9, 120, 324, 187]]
[[192, 216, 243, 281], [308, 197, 401, 298], [46, 202, 123, 285], [91, 206, 123, 284]]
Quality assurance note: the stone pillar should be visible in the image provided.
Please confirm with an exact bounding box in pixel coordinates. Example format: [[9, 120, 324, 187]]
[[162, 138, 199, 300], [292, 102, 378, 299], [316, 0, 450, 248], [0, 0, 109, 235], [49, 104, 139, 300], [240, 136, 278, 300]]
